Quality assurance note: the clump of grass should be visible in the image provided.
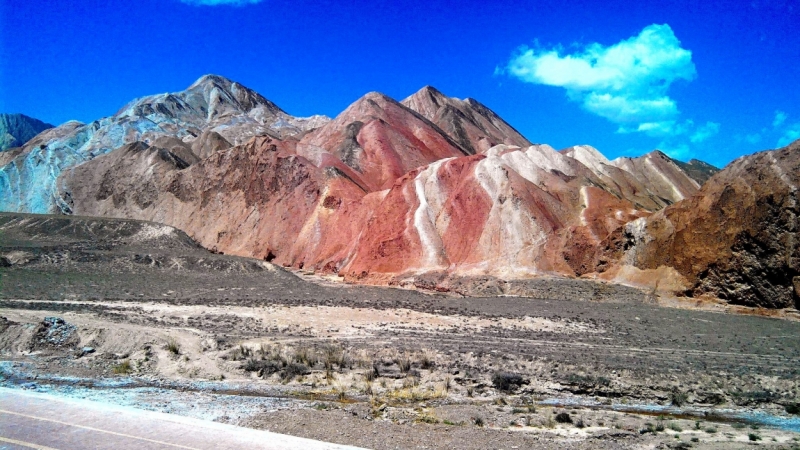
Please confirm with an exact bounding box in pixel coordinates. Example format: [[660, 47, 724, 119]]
[[668, 422, 683, 432], [466, 385, 474, 397], [731, 422, 746, 429], [655, 420, 665, 432], [419, 353, 434, 370], [363, 383, 374, 397], [555, 412, 572, 424], [165, 338, 181, 356], [575, 417, 586, 429], [670, 390, 688, 407], [443, 376, 451, 392], [294, 346, 317, 366], [112, 360, 132, 374], [473, 416, 484, 427], [364, 362, 379, 382], [492, 372, 526, 392], [395, 357, 412, 374], [416, 412, 440, 424], [786, 403, 800, 415], [705, 427, 717, 434], [242, 359, 282, 378], [748, 433, 761, 441], [323, 345, 349, 371], [281, 362, 309, 382]]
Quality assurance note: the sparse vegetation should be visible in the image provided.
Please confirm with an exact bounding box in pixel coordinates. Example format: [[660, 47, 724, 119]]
[[472, 416, 484, 427], [670, 390, 688, 407], [165, 338, 181, 355], [555, 412, 572, 424], [396, 357, 411, 373], [748, 433, 762, 441], [492, 371, 525, 392], [112, 360, 132, 374]]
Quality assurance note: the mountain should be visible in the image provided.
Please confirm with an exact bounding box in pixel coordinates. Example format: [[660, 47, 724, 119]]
[[599, 139, 800, 309], [296, 91, 468, 192], [609, 150, 702, 204], [668, 157, 720, 185], [0, 113, 54, 151], [401, 86, 531, 154], [0, 75, 329, 214], [14, 75, 786, 309]]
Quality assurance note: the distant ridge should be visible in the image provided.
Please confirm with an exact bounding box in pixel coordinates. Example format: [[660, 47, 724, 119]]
[[0, 113, 53, 151]]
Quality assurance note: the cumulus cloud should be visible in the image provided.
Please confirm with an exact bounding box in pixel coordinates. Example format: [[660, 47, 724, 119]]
[[689, 121, 720, 143], [506, 24, 696, 136], [777, 123, 800, 147], [180, 0, 263, 6], [773, 110, 787, 128], [656, 141, 691, 160], [745, 133, 762, 144]]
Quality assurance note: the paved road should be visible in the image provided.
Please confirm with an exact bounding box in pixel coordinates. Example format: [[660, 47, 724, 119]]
[[0, 387, 364, 450]]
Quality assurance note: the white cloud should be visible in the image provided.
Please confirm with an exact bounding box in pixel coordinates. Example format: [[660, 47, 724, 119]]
[[777, 123, 800, 147], [180, 0, 263, 6], [773, 110, 787, 128], [506, 24, 696, 135], [657, 141, 691, 160], [745, 133, 762, 144], [689, 121, 720, 143], [617, 120, 692, 138]]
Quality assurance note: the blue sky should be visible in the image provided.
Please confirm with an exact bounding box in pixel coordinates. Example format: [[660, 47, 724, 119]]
[[1, 0, 798, 167]]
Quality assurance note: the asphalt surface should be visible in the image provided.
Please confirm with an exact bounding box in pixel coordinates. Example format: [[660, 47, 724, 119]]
[[0, 387, 363, 450]]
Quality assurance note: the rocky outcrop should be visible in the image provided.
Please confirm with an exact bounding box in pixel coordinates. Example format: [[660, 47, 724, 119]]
[[607, 140, 800, 309], [609, 150, 701, 205], [669, 158, 720, 186], [0, 113, 53, 151], [401, 86, 531, 154], [0, 75, 329, 214]]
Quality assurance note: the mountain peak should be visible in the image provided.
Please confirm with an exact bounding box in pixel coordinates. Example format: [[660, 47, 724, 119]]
[[188, 74, 235, 90], [0, 113, 55, 151]]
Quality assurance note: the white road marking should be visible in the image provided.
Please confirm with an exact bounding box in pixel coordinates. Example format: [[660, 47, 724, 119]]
[[0, 410, 199, 450], [0, 435, 60, 450]]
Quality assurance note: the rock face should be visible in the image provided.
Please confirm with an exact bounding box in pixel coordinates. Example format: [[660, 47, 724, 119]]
[[401, 86, 531, 154], [669, 158, 720, 186], [0, 113, 54, 151], [0, 75, 329, 214], [296, 91, 468, 192], [606, 140, 800, 309], [609, 150, 702, 205]]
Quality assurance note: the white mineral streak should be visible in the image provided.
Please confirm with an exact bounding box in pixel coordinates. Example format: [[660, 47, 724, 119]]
[[412, 159, 450, 269], [474, 154, 545, 276]]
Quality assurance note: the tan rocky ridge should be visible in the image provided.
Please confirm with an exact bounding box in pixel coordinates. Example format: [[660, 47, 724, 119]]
[[598, 140, 800, 309]]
